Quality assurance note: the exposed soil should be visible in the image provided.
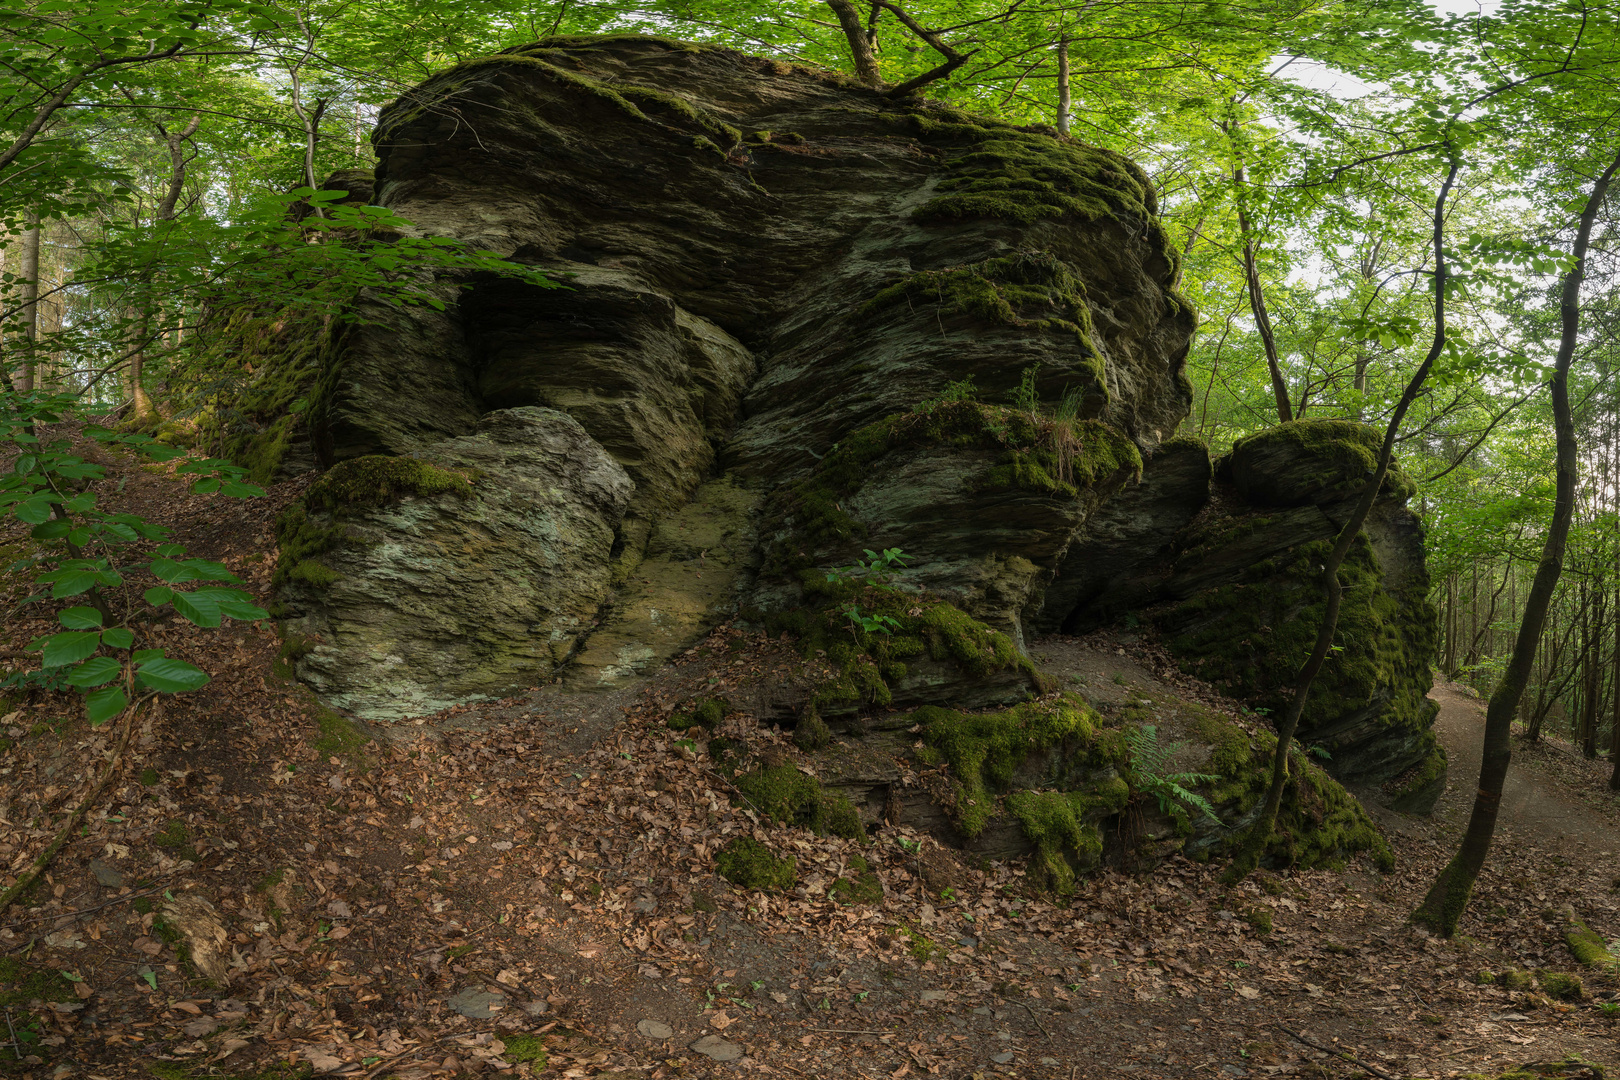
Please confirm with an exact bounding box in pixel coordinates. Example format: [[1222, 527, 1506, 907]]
[[1, 448, 1617, 1080]]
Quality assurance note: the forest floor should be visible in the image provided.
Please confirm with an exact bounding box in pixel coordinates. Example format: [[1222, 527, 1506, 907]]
[[0, 443, 1618, 1080]]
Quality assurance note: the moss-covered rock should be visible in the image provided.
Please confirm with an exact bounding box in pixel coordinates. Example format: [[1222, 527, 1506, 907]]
[[734, 765, 865, 840], [1564, 916, 1619, 969], [1227, 420, 1418, 509], [716, 837, 797, 892]]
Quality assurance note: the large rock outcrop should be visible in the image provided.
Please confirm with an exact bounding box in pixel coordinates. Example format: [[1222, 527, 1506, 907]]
[[239, 36, 1443, 872]]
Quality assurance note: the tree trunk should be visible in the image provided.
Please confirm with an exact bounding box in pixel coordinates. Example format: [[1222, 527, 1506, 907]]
[[1237, 204, 1291, 424], [15, 210, 39, 392], [1055, 36, 1071, 135], [826, 0, 885, 88], [1413, 144, 1620, 937]]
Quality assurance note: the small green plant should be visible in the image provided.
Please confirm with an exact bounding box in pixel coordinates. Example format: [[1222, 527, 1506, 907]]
[[1012, 363, 1041, 414], [1306, 744, 1332, 760], [1125, 725, 1220, 824], [845, 606, 902, 636], [1112, 672, 1127, 685], [827, 547, 910, 592]]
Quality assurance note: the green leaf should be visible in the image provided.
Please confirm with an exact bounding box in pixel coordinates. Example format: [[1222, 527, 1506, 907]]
[[85, 686, 128, 726], [14, 496, 52, 524], [101, 627, 134, 650], [41, 630, 101, 668], [13, 454, 36, 474], [191, 477, 221, 494], [169, 590, 222, 628], [144, 585, 174, 607], [132, 649, 165, 663], [136, 658, 210, 693], [58, 606, 103, 629], [29, 519, 71, 539], [148, 557, 196, 583], [65, 656, 122, 687]]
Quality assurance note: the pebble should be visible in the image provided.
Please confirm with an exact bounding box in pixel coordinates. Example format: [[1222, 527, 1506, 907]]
[[89, 859, 123, 888], [637, 1019, 674, 1039], [446, 988, 504, 1019], [689, 1034, 743, 1062], [991, 1052, 1015, 1064], [919, 990, 950, 1002], [631, 897, 658, 914], [1039, 1058, 1060, 1066], [957, 936, 978, 947], [971, 1007, 993, 1016]]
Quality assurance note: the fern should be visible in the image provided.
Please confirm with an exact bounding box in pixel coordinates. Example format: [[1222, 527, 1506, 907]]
[[1126, 724, 1222, 824]]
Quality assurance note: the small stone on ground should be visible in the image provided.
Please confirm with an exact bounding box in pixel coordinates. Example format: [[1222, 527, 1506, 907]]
[[690, 1034, 743, 1061], [637, 1019, 674, 1039], [446, 988, 504, 1018]]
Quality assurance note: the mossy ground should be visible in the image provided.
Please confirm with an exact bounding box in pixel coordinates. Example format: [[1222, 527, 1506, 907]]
[[734, 765, 865, 840], [667, 696, 727, 731], [830, 855, 884, 905], [312, 708, 371, 763], [716, 837, 796, 892]]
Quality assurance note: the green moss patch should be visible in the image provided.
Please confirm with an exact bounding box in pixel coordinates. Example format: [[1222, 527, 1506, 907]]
[[716, 837, 797, 892], [897, 107, 1157, 230], [1565, 917, 1619, 969], [1004, 789, 1110, 894], [773, 398, 1139, 560], [502, 1034, 548, 1065], [304, 454, 476, 513], [1187, 706, 1391, 871], [1538, 971, 1586, 1001], [313, 708, 371, 761], [915, 695, 1110, 837], [152, 819, 199, 862], [830, 855, 884, 905], [734, 766, 865, 840], [667, 696, 727, 731], [0, 957, 78, 1008], [273, 455, 476, 590]]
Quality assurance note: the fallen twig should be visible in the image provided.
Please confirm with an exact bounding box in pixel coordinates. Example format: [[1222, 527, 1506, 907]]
[[1014, 1000, 1048, 1038], [805, 1028, 893, 1035], [1273, 1024, 1397, 1080], [0, 880, 176, 932], [360, 1028, 494, 1079], [0, 695, 151, 917]]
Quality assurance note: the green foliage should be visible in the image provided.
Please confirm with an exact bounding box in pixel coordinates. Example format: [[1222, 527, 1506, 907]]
[[303, 455, 477, 513], [1, 391, 266, 724], [1124, 724, 1221, 824], [715, 837, 797, 892], [1537, 971, 1585, 1002]]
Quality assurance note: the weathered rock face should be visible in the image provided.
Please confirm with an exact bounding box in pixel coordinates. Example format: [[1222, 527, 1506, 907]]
[[270, 34, 1194, 711], [1034, 421, 1444, 812], [249, 36, 1441, 853], [278, 408, 633, 718]]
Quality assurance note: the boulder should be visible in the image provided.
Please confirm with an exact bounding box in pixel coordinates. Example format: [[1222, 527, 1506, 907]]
[[278, 408, 633, 718], [1038, 422, 1444, 812]]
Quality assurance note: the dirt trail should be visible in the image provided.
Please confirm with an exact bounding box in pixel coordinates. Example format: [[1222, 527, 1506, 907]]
[[1427, 681, 1620, 859]]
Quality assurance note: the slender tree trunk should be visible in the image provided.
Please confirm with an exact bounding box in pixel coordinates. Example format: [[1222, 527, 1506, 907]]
[[1237, 204, 1291, 424], [826, 0, 885, 88], [1413, 145, 1620, 937], [15, 210, 39, 392], [1227, 155, 1462, 879], [1055, 35, 1071, 136]]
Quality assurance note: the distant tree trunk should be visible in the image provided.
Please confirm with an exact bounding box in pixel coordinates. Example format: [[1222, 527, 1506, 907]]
[[15, 210, 39, 392], [1413, 144, 1620, 937], [1055, 36, 1071, 135], [826, 0, 885, 88]]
